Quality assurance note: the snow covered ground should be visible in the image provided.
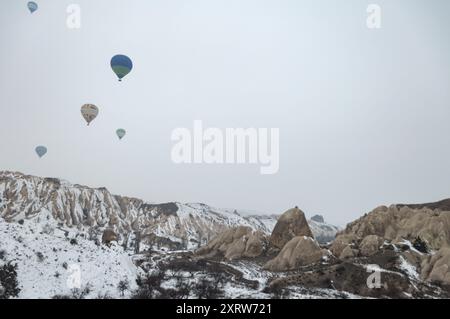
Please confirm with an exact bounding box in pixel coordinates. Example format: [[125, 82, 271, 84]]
[[0, 211, 138, 299]]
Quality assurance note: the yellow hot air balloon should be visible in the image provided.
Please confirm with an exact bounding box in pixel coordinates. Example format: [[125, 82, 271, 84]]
[[81, 104, 99, 126]]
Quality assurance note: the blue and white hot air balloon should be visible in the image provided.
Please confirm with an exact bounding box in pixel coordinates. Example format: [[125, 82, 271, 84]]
[[27, 1, 38, 14], [116, 128, 127, 140], [116, 129, 126, 140], [35, 145, 47, 158], [111, 55, 133, 81]]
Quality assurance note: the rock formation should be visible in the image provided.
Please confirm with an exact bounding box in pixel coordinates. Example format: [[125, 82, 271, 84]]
[[195, 226, 268, 260], [308, 215, 340, 244], [102, 229, 118, 244], [330, 233, 357, 257], [269, 207, 313, 250], [339, 245, 357, 260], [359, 235, 384, 257], [337, 204, 450, 251], [311, 215, 324, 223], [331, 202, 450, 259], [421, 247, 450, 285], [263, 236, 327, 272], [0, 171, 276, 251], [328, 199, 450, 287]]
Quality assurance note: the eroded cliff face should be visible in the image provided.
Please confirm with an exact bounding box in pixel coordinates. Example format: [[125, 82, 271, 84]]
[[0, 171, 273, 251], [4, 170, 450, 297], [195, 200, 450, 296], [333, 203, 450, 253], [196, 226, 269, 260], [263, 236, 328, 272], [330, 201, 450, 286], [197, 207, 328, 273]]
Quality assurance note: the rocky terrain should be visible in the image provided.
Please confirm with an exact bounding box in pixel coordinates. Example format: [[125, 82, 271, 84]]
[[1, 171, 450, 299], [308, 215, 340, 244], [330, 202, 450, 288], [193, 205, 450, 299], [0, 171, 336, 251], [0, 171, 275, 252]]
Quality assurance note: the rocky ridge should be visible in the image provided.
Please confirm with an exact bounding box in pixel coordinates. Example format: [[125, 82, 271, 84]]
[[0, 171, 276, 251], [3, 171, 449, 298]]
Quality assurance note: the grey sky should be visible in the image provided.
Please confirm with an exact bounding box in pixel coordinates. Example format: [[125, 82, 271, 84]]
[[1, 0, 450, 226]]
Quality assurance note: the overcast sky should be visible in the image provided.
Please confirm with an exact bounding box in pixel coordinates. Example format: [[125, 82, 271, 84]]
[[1, 0, 450, 225]]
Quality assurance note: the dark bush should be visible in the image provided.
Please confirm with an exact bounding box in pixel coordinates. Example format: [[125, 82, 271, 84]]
[[52, 285, 92, 299], [193, 278, 223, 299], [0, 262, 20, 299], [413, 236, 429, 254], [133, 271, 166, 299], [264, 283, 290, 299], [117, 279, 130, 297], [36, 252, 45, 262]]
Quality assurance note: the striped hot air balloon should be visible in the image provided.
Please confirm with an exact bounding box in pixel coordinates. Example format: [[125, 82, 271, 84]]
[[111, 55, 133, 81], [81, 104, 99, 126]]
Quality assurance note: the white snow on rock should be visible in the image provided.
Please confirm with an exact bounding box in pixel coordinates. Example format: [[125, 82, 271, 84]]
[[307, 219, 340, 244], [398, 256, 420, 280], [0, 171, 341, 251]]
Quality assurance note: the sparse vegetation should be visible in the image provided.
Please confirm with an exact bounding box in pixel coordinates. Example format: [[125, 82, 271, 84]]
[[42, 223, 54, 235], [194, 278, 222, 299], [0, 262, 20, 299], [117, 279, 130, 297], [172, 275, 192, 299], [52, 284, 92, 299], [413, 236, 429, 254], [36, 251, 45, 262], [131, 257, 233, 299], [133, 270, 166, 299], [264, 283, 290, 299]]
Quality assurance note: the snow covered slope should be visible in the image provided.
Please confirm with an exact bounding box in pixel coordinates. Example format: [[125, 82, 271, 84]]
[[0, 172, 275, 251], [307, 218, 340, 244], [0, 210, 137, 298], [0, 171, 339, 252]]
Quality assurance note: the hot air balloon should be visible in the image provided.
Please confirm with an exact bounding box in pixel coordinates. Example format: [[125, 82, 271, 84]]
[[81, 104, 99, 126], [111, 55, 133, 81], [35, 146, 47, 158], [116, 129, 126, 140], [28, 1, 38, 14]]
